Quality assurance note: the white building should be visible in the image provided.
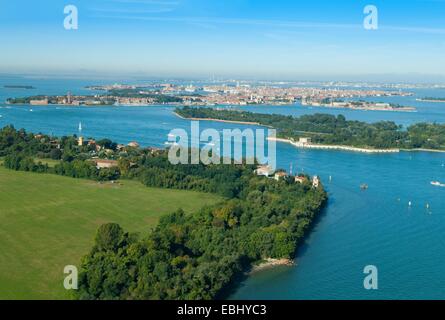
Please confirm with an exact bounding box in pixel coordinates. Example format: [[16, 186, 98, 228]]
[[274, 172, 288, 181], [299, 137, 312, 145], [255, 165, 274, 177], [312, 176, 320, 188]]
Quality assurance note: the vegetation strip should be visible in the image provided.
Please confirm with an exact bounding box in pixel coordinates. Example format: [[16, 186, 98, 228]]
[[176, 107, 445, 151]]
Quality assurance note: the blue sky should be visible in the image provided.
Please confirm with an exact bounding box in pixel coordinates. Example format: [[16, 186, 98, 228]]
[[1, 0, 445, 81]]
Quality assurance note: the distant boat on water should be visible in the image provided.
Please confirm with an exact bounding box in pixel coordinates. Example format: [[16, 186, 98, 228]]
[[431, 181, 445, 187], [360, 183, 368, 190]]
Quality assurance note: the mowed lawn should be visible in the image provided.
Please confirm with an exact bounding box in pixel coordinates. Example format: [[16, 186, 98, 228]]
[[0, 167, 222, 300]]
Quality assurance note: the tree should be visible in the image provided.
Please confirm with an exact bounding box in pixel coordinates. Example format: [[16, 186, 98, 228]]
[[50, 148, 62, 160], [94, 223, 126, 252]]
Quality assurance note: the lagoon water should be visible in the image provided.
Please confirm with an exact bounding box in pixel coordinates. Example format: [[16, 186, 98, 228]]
[[1, 77, 445, 299]]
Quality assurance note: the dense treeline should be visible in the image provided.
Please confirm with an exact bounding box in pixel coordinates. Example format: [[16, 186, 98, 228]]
[[107, 89, 183, 103], [0, 126, 120, 181], [76, 168, 326, 299], [78, 179, 326, 299], [0, 125, 327, 300], [176, 107, 445, 150]]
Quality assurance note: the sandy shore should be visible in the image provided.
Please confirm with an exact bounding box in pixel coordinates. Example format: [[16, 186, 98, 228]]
[[250, 258, 294, 274], [269, 137, 401, 154]]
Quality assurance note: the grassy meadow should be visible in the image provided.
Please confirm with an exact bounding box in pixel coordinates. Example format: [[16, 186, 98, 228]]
[[0, 166, 222, 299]]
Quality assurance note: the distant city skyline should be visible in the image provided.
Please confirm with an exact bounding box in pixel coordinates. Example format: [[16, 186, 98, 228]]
[[1, 0, 445, 82]]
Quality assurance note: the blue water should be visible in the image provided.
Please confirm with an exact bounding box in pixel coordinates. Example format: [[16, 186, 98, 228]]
[[1, 77, 445, 299], [232, 147, 445, 299]]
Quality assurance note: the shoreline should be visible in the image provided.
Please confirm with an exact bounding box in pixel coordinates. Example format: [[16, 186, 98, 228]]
[[416, 99, 445, 103], [175, 113, 445, 154], [173, 111, 273, 127], [272, 137, 445, 154], [301, 105, 417, 113], [269, 137, 401, 153], [249, 258, 295, 274], [401, 148, 445, 153]]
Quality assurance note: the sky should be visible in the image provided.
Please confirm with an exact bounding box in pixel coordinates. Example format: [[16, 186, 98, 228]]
[[1, 0, 445, 81]]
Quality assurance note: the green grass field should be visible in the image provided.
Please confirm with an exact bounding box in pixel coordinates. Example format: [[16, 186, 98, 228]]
[[0, 167, 222, 299]]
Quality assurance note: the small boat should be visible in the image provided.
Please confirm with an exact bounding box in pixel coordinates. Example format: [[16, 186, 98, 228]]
[[431, 181, 445, 187], [360, 184, 368, 190]]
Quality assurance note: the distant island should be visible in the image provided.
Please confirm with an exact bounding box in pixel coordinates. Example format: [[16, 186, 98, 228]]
[[6, 94, 115, 106], [302, 98, 416, 112], [6, 82, 413, 107], [3, 85, 35, 89], [6, 90, 182, 106], [176, 107, 445, 152], [416, 97, 445, 103]]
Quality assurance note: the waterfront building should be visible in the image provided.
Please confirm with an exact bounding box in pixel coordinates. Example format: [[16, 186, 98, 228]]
[[30, 98, 48, 105], [299, 137, 312, 145], [128, 141, 140, 148], [274, 172, 288, 181], [295, 176, 308, 184], [312, 176, 320, 188], [255, 165, 274, 177]]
